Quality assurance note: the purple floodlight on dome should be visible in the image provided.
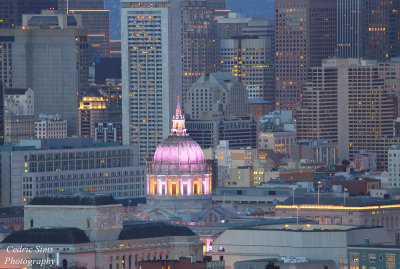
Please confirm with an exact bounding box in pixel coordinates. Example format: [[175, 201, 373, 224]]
[[152, 95, 206, 166], [147, 96, 212, 197]]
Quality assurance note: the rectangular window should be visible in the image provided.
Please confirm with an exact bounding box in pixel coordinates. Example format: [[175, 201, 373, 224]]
[[368, 254, 376, 262]]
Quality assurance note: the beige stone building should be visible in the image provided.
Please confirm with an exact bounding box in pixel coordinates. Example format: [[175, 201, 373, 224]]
[[185, 72, 249, 120], [0, 193, 203, 269], [4, 88, 35, 143], [210, 223, 392, 269], [35, 114, 67, 139], [297, 59, 399, 170]]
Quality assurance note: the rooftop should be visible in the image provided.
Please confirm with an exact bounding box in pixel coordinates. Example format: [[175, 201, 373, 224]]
[[249, 98, 271, 104], [197, 72, 238, 91], [118, 222, 196, 240], [231, 223, 380, 232], [1, 137, 123, 151], [29, 193, 121, 206], [234, 258, 335, 265], [4, 88, 31, 95], [278, 196, 400, 208], [0, 206, 23, 218], [84, 87, 103, 97], [348, 244, 400, 249], [2, 228, 90, 244]]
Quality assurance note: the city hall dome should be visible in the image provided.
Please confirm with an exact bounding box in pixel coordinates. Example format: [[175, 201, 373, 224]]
[[147, 96, 211, 197], [153, 136, 205, 165]]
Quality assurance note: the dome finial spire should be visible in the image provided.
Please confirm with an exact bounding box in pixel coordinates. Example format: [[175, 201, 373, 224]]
[[176, 95, 181, 116], [171, 95, 187, 136]]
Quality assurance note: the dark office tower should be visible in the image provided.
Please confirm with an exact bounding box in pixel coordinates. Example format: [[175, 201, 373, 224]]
[[69, 10, 110, 63], [0, 0, 58, 29], [181, 0, 220, 106], [0, 82, 3, 146], [59, 0, 110, 64], [337, 0, 365, 58], [309, 1, 337, 67], [364, 0, 400, 61], [221, 36, 275, 103], [220, 18, 275, 104], [275, 0, 337, 111], [0, 13, 89, 136], [217, 13, 251, 39], [205, 0, 226, 11], [58, 0, 104, 12]]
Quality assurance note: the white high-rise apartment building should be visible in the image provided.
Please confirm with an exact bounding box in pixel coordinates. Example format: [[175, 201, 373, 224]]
[[121, 0, 181, 163]]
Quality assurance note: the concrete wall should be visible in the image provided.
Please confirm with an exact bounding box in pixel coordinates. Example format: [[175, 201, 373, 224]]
[[211, 226, 393, 268], [24, 205, 123, 241]]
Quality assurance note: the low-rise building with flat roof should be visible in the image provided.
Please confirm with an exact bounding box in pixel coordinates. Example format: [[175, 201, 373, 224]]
[[210, 223, 393, 269], [0, 137, 146, 206], [234, 258, 336, 269], [276, 196, 400, 231]]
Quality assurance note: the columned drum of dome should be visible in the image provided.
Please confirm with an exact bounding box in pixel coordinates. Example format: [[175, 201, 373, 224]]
[[147, 96, 212, 197]]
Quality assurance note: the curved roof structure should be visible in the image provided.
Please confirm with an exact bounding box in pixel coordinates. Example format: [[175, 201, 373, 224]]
[[2, 228, 90, 244], [118, 222, 196, 240]]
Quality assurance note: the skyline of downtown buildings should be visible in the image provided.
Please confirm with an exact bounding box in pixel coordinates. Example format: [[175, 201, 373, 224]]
[[0, 0, 399, 164], [3, 1, 400, 268], [1, 0, 400, 179]]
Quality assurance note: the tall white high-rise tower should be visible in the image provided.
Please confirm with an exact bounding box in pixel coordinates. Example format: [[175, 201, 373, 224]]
[[121, 0, 182, 163]]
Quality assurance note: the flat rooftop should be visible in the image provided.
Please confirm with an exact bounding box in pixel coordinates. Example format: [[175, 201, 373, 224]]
[[278, 196, 400, 208], [231, 223, 381, 232]]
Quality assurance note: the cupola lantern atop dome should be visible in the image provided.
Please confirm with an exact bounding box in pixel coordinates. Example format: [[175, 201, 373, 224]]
[[147, 96, 212, 197], [170, 96, 188, 136]]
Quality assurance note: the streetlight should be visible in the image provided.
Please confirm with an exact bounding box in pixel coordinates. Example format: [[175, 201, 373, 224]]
[[317, 181, 322, 205], [344, 187, 348, 206]]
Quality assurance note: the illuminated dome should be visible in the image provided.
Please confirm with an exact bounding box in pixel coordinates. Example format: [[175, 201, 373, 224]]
[[147, 96, 211, 196], [153, 136, 205, 165]]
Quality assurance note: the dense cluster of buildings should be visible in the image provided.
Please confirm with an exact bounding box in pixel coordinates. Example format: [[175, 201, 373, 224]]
[[2, 0, 400, 269]]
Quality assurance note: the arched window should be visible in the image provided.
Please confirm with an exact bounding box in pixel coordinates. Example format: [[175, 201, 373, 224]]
[[129, 255, 132, 269], [122, 256, 125, 269], [30, 219, 34, 228], [62, 259, 68, 269], [87, 219, 91, 228], [159, 251, 163, 260]]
